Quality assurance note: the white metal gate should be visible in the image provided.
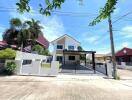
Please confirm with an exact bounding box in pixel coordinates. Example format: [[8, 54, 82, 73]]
[[21, 61, 40, 75], [20, 61, 59, 76]]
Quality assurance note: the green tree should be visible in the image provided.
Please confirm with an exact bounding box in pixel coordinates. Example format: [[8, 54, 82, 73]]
[[32, 44, 49, 55], [32, 44, 44, 54], [25, 18, 43, 48], [3, 18, 22, 45], [77, 46, 83, 51], [26, 19, 43, 39], [3, 18, 43, 51], [42, 48, 49, 56], [3, 18, 28, 50]]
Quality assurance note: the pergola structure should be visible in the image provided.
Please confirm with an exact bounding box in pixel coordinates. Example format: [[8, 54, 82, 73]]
[[63, 50, 96, 73]]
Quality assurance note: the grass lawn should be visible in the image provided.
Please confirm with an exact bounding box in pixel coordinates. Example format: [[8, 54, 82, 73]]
[[41, 63, 51, 68], [41, 63, 62, 69]]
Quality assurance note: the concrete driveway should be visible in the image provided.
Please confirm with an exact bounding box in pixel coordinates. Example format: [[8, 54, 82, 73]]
[[0, 75, 132, 100], [118, 69, 132, 79]]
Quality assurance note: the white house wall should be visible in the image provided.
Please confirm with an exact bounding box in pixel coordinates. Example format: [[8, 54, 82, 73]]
[[52, 36, 80, 52], [51, 35, 81, 61], [65, 36, 80, 50]]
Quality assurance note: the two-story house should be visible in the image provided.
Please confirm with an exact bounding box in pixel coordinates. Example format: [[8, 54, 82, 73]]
[[51, 34, 96, 72], [51, 34, 80, 64]]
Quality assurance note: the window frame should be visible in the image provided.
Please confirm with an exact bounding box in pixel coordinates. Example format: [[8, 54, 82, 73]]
[[56, 56, 63, 63], [22, 60, 32, 65], [68, 45, 74, 50], [69, 56, 75, 61], [57, 44, 63, 50]]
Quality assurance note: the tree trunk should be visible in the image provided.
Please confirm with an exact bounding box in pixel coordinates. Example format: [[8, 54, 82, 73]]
[[108, 15, 117, 79]]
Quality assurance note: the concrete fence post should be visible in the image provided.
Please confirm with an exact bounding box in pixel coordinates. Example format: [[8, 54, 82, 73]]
[[106, 62, 113, 78]]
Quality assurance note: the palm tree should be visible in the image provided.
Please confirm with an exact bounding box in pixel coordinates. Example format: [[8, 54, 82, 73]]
[[3, 18, 43, 51], [10, 18, 22, 28], [25, 18, 43, 50], [3, 18, 28, 51], [3, 18, 22, 46], [26, 18, 43, 40]]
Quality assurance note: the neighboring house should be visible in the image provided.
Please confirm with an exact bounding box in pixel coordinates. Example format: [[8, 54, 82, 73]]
[[51, 34, 96, 68], [51, 34, 80, 64], [116, 47, 132, 65], [105, 53, 112, 61], [23, 34, 49, 52], [0, 33, 49, 52], [0, 40, 18, 50], [36, 34, 49, 49], [0, 41, 8, 50], [103, 47, 132, 66], [95, 54, 106, 63], [105, 47, 132, 63]]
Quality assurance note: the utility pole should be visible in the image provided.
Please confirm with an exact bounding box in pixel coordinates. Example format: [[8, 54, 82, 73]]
[[108, 14, 117, 79]]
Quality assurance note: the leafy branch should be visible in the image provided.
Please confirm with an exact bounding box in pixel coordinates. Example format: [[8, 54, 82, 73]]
[[89, 0, 118, 26], [16, 0, 118, 25]]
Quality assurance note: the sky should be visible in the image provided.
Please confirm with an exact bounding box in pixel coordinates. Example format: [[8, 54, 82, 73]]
[[0, 0, 132, 54]]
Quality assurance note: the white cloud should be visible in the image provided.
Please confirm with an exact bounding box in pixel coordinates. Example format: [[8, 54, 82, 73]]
[[121, 42, 130, 47], [121, 26, 132, 38], [41, 16, 65, 42], [0, 26, 6, 41], [9, 10, 66, 42], [0, 26, 5, 31], [95, 47, 110, 54], [83, 36, 100, 44]]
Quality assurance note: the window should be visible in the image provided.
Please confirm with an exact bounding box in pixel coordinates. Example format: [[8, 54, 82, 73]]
[[22, 60, 32, 65], [57, 45, 63, 49], [56, 56, 63, 63], [119, 57, 124, 62], [68, 45, 74, 50], [69, 56, 75, 60], [130, 57, 132, 62]]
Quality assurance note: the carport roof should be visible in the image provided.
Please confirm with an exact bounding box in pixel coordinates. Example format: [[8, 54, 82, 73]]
[[63, 50, 96, 55]]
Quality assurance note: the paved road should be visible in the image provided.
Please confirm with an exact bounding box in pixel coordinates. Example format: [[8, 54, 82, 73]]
[[0, 75, 132, 100], [118, 69, 132, 78]]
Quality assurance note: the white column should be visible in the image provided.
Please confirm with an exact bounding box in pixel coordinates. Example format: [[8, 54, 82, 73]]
[[53, 44, 57, 61]]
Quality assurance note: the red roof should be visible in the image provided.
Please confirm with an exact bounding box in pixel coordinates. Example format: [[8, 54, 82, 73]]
[[36, 34, 49, 48], [116, 47, 132, 56], [0, 41, 8, 46]]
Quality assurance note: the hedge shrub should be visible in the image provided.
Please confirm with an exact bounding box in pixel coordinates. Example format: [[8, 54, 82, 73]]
[[0, 48, 16, 59], [6, 62, 16, 75]]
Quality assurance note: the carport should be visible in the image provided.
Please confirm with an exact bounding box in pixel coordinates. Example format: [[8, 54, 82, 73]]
[[63, 50, 96, 73]]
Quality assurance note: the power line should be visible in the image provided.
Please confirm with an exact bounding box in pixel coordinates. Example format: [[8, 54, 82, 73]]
[[0, 9, 97, 17], [112, 29, 132, 33], [112, 11, 132, 24], [0, 6, 97, 17], [1, 6, 132, 20], [117, 18, 132, 22]]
